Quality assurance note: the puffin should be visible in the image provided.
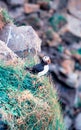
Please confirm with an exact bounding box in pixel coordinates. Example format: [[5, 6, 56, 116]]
[[0, 116, 9, 130], [25, 56, 51, 77]]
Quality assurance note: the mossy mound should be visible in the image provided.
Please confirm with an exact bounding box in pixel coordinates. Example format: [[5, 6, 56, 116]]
[[0, 61, 65, 130], [49, 13, 67, 32]]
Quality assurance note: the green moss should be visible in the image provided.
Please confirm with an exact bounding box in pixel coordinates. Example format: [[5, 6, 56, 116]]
[[76, 48, 81, 55], [57, 45, 64, 53], [1, 9, 13, 23], [49, 13, 67, 32], [0, 61, 65, 130], [45, 29, 54, 41], [39, 0, 50, 2]]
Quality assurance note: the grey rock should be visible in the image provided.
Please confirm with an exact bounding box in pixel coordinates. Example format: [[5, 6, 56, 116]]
[[49, 64, 78, 88], [0, 1, 8, 10], [57, 0, 69, 10], [39, 10, 51, 19], [9, 7, 24, 19], [0, 24, 41, 57], [66, 73, 79, 88], [75, 113, 81, 130], [64, 115, 72, 129], [50, 0, 68, 11], [68, 0, 81, 20], [61, 32, 81, 44], [26, 13, 43, 30], [49, 0, 60, 10], [54, 82, 76, 106], [0, 40, 22, 65], [7, 0, 25, 6], [67, 15, 81, 37]]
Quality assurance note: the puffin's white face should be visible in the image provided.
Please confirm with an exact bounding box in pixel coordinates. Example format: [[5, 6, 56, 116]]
[[42, 56, 51, 64]]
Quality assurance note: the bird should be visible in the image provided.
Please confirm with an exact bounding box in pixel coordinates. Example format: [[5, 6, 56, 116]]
[[25, 56, 51, 77], [0, 115, 9, 130]]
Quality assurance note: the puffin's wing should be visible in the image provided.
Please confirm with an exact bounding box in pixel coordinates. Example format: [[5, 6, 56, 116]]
[[32, 63, 44, 73]]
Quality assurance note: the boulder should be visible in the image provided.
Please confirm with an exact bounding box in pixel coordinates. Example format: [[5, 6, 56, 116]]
[[75, 113, 81, 130], [9, 7, 24, 19], [52, 77, 76, 107], [26, 13, 43, 30], [0, 40, 22, 66], [24, 3, 40, 14], [67, 15, 81, 37], [57, 0, 69, 11], [0, 24, 41, 57], [59, 15, 81, 38], [60, 31, 81, 44], [61, 59, 74, 74], [64, 115, 72, 129], [7, 0, 25, 6], [38, 1, 50, 11], [0, 1, 8, 10], [50, 0, 68, 11], [68, 0, 81, 20], [49, 64, 78, 88], [49, 0, 60, 10]]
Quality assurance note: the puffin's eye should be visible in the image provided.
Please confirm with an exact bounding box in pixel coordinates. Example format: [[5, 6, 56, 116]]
[[45, 56, 48, 59], [44, 56, 47, 59]]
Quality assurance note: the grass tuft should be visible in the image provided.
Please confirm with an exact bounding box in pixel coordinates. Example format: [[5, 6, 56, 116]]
[[0, 57, 65, 130]]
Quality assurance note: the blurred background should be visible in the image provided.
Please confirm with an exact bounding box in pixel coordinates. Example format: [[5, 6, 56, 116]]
[[0, 0, 81, 129]]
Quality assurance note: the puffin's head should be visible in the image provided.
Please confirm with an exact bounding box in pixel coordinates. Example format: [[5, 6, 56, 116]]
[[42, 56, 51, 64]]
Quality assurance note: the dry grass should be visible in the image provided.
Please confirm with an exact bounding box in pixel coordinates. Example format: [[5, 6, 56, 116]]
[[0, 55, 65, 130], [0, 8, 13, 30]]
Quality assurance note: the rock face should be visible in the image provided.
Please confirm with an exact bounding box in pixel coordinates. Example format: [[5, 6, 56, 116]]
[[67, 15, 81, 37], [61, 59, 74, 74], [50, 0, 68, 11], [24, 3, 40, 14], [64, 115, 72, 130], [0, 1, 8, 10], [75, 113, 81, 130], [49, 64, 78, 88], [68, 0, 81, 20], [0, 40, 21, 65], [26, 13, 42, 30], [9, 7, 24, 19], [7, 0, 25, 6], [0, 24, 41, 57]]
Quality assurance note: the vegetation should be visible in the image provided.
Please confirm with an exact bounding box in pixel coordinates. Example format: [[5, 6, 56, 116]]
[[38, 0, 50, 2], [0, 57, 65, 130], [1, 9, 13, 23], [49, 13, 67, 32], [0, 9, 13, 29]]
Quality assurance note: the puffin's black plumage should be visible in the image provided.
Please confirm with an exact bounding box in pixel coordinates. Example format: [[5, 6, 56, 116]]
[[32, 60, 47, 73], [0, 120, 8, 130]]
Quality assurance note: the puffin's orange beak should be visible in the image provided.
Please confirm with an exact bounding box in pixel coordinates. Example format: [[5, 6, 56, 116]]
[[47, 59, 51, 64]]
